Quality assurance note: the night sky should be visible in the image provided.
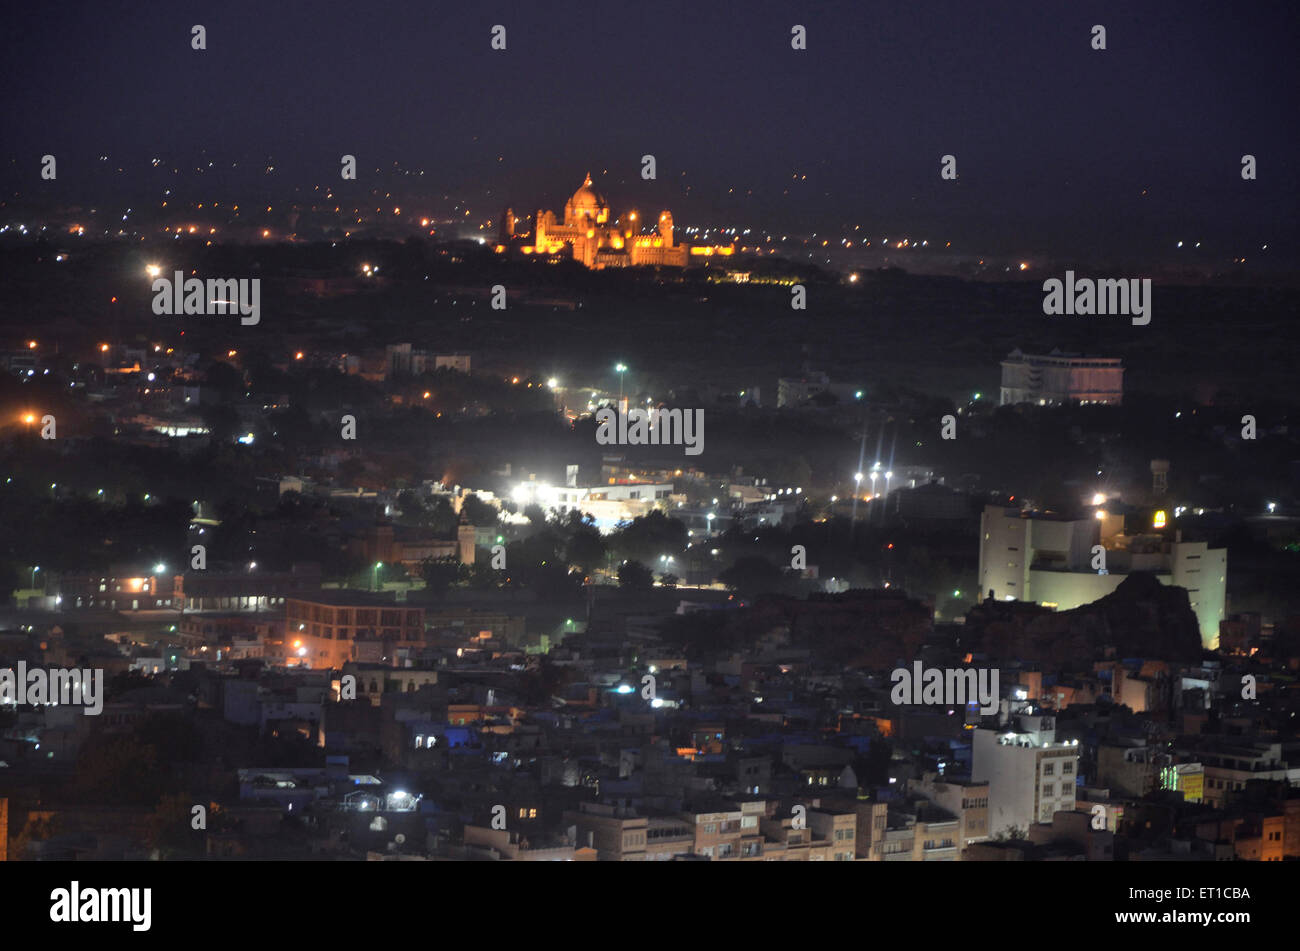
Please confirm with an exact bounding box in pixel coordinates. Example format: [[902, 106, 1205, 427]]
[[2, 0, 1297, 265]]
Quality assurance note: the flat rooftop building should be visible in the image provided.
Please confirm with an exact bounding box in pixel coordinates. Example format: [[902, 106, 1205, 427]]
[[1000, 349, 1123, 406], [978, 504, 1226, 647]]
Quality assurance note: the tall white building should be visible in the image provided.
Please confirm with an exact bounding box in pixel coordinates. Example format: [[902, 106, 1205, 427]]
[[973, 714, 1079, 836], [978, 505, 1226, 648], [1000, 349, 1123, 406]]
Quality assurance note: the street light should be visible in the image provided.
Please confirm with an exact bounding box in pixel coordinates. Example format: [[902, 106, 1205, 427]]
[[615, 363, 628, 404], [373, 561, 383, 591], [31, 566, 39, 588]]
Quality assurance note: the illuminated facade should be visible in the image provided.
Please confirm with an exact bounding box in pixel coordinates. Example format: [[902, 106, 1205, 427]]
[[1000, 349, 1123, 406], [505, 173, 732, 269], [285, 595, 425, 669], [977, 505, 1227, 647]]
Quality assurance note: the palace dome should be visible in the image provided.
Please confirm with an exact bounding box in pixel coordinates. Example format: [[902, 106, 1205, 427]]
[[568, 173, 608, 218]]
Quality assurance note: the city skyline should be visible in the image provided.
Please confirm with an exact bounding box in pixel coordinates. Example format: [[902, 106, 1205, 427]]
[[1, 0, 1296, 271]]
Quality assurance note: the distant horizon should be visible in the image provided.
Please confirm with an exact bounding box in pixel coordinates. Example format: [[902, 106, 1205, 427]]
[[3, 0, 1295, 271]]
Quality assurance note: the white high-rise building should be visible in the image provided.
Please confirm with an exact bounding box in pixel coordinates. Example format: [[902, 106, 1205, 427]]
[[978, 505, 1227, 648], [973, 714, 1079, 836]]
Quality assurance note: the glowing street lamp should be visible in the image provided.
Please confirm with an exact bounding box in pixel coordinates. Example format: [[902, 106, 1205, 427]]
[[146, 263, 162, 278], [615, 363, 628, 403]]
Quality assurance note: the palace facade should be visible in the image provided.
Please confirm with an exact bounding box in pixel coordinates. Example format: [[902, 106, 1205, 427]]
[[500, 173, 731, 269]]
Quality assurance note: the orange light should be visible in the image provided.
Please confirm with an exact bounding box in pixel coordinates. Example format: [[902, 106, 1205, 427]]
[[99, 343, 110, 352], [227, 350, 237, 357], [23, 413, 35, 424], [27, 341, 37, 349], [295, 351, 304, 360], [261, 229, 270, 237]]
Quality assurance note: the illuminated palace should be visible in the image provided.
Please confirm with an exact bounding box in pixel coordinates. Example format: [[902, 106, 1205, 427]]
[[499, 173, 733, 269]]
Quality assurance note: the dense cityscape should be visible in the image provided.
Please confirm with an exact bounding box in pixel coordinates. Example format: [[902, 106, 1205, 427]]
[[0, 5, 1295, 934]]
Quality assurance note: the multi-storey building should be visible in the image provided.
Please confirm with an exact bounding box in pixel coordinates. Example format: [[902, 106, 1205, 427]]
[[999, 349, 1123, 406], [978, 504, 1227, 647], [284, 593, 425, 669], [972, 714, 1080, 836], [563, 803, 649, 861], [909, 774, 991, 850]]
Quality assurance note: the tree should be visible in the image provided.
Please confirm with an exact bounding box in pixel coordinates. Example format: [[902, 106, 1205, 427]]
[[420, 554, 465, 595], [71, 733, 165, 806], [610, 510, 687, 564], [459, 494, 498, 527], [463, 561, 500, 590], [199, 403, 240, 445], [719, 556, 785, 600], [618, 560, 655, 591], [565, 524, 607, 575], [148, 792, 205, 859], [396, 489, 426, 521], [136, 712, 203, 766], [426, 496, 456, 533]]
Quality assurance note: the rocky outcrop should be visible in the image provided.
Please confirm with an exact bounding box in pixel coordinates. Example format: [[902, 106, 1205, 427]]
[[962, 573, 1203, 666]]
